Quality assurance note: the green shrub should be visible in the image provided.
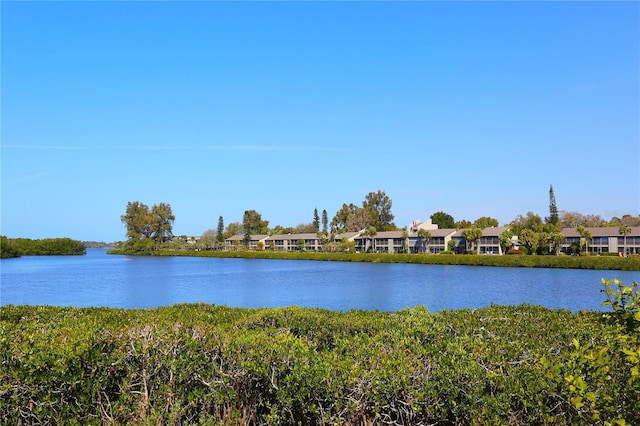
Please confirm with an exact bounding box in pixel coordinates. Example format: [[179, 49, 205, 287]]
[[2, 295, 639, 425], [107, 249, 640, 271]]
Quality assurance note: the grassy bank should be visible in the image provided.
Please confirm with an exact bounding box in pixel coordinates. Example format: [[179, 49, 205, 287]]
[[2, 281, 639, 424], [108, 249, 640, 271]]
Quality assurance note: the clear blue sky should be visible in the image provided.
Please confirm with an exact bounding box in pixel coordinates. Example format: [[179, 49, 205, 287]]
[[2, 1, 639, 242]]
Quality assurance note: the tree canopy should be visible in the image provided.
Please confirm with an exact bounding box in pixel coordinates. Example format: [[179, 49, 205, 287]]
[[363, 190, 395, 231], [431, 211, 455, 229], [121, 201, 175, 250], [242, 210, 269, 235]]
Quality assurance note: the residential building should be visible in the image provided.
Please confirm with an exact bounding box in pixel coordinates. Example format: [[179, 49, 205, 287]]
[[264, 233, 323, 251], [225, 234, 269, 250], [409, 228, 457, 254], [560, 227, 640, 255], [477, 226, 510, 255]]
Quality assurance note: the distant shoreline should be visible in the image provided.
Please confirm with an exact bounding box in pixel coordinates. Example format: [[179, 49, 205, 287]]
[[107, 249, 640, 271]]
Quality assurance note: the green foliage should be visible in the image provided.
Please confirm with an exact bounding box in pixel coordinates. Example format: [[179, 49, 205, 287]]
[[546, 184, 559, 226], [1, 237, 86, 257], [430, 211, 455, 229], [107, 249, 640, 270], [537, 279, 640, 425], [474, 216, 499, 229], [601, 278, 640, 330], [121, 201, 174, 250], [0, 236, 22, 258], [243, 209, 269, 235], [363, 190, 395, 231], [2, 302, 638, 424]]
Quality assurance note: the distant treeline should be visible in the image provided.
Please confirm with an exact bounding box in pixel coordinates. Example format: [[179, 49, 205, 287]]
[[0, 236, 86, 258], [108, 249, 640, 271]]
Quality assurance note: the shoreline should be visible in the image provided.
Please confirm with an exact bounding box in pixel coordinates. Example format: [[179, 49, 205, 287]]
[[107, 249, 640, 271]]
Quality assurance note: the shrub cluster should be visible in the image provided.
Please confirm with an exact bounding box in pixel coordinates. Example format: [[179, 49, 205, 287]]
[[109, 249, 640, 271], [2, 282, 639, 424], [0, 237, 86, 258]]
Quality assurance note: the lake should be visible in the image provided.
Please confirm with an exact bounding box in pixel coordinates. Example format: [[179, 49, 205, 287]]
[[1, 249, 638, 312]]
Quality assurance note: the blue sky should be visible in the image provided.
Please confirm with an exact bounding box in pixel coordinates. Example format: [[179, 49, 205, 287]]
[[2, 1, 638, 242]]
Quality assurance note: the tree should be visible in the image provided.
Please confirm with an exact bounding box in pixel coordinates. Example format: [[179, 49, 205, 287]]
[[322, 209, 329, 234], [242, 210, 269, 235], [417, 229, 432, 253], [149, 202, 175, 245], [518, 229, 539, 255], [474, 217, 499, 229], [462, 227, 483, 252], [577, 225, 592, 255], [546, 185, 559, 227], [121, 201, 152, 242], [331, 203, 358, 233], [455, 219, 473, 229], [559, 211, 604, 228], [363, 190, 395, 231], [313, 208, 320, 232], [619, 224, 632, 256], [216, 216, 225, 242], [345, 207, 371, 232], [225, 222, 243, 237], [447, 239, 457, 253], [540, 225, 565, 255], [361, 226, 377, 252], [402, 229, 409, 253], [499, 229, 514, 254], [431, 211, 455, 229], [0, 236, 21, 258], [510, 212, 544, 235], [200, 229, 218, 250]]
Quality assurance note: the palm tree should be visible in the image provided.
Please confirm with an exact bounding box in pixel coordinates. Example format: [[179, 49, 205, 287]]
[[402, 229, 409, 253], [462, 227, 483, 253], [577, 226, 592, 255], [619, 224, 632, 256], [361, 226, 377, 253], [417, 229, 432, 253]]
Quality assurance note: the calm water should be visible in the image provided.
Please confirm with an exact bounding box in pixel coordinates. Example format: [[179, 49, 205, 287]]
[[1, 249, 638, 312]]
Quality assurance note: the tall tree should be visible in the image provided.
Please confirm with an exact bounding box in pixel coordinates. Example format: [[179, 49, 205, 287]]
[[363, 190, 395, 231], [619, 224, 632, 256], [225, 222, 243, 237], [474, 217, 499, 229], [200, 229, 218, 249], [455, 219, 473, 229], [345, 207, 370, 232], [313, 208, 320, 232], [510, 212, 544, 235], [216, 216, 225, 242], [361, 226, 377, 252], [518, 229, 539, 255], [546, 185, 559, 227], [321, 209, 329, 234], [120, 201, 152, 241], [417, 229, 432, 253], [499, 229, 514, 254], [242, 210, 269, 235], [462, 227, 483, 252], [150, 202, 175, 244], [431, 211, 455, 229], [331, 203, 358, 233], [576, 225, 592, 255]]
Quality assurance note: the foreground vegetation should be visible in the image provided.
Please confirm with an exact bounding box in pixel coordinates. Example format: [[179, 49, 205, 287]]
[[0, 236, 86, 258], [2, 279, 638, 424], [108, 249, 640, 271]]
